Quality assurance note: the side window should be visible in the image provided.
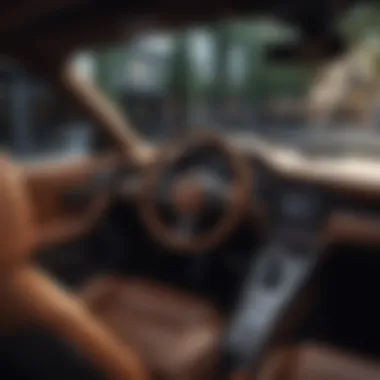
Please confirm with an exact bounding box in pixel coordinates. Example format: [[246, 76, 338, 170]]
[[0, 63, 99, 162]]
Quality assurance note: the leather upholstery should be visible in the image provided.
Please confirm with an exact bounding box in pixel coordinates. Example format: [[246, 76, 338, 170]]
[[259, 345, 380, 380], [78, 277, 222, 380], [78, 277, 380, 380]]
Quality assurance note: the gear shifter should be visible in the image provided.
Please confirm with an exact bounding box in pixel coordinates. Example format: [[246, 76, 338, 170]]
[[221, 239, 321, 374]]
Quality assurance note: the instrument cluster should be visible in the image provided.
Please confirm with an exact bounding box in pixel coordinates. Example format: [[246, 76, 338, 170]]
[[251, 158, 332, 240]]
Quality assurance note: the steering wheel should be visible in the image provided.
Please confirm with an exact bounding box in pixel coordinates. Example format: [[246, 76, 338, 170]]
[[138, 133, 252, 254], [0, 156, 148, 380]]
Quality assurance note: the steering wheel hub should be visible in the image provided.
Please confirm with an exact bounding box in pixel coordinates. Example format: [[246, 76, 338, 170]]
[[139, 132, 251, 254], [171, 175, 206, 216]]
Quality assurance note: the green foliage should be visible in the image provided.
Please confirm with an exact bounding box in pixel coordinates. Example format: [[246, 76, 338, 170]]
[[337, 2, 380, 81], [96, 47, 125, 105], [166, 33, 190, 99], [338, 3, 380, 43], [95, 18, 313, 104], [212, 22, 232, 100], [209, 18, 307, 101]]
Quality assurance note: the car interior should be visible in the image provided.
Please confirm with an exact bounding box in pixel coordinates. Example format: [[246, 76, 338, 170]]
[[0, 1, 380, 380]]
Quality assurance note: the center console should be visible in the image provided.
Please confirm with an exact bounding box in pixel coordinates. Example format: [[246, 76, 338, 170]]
[[220, 163, 332, 377]]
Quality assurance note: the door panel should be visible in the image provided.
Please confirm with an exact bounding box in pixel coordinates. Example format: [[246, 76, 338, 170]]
[[23, 153, 121, 248]]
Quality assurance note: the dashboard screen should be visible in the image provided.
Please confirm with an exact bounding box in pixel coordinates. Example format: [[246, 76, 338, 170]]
[[278, 188, 321, 223], [272, 182, 331, 234], [253, 161, 330, 230]]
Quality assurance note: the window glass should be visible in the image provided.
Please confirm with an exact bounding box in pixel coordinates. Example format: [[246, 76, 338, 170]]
[[72, 5, 380, 147], [72, 19, 309, 141], [0, 59, 97, 162]]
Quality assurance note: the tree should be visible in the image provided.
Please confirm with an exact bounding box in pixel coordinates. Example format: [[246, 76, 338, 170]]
[[96, 47, 126, 105], [166, 31, 191, 129], [210, 22, 232, 104], [338, 3, 380, 45], [337, 2, 380, 90]]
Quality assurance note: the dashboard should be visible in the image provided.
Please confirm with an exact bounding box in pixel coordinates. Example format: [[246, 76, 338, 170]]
[[230, 135, 380, 246], [119, 133, 380, 251], [56, 132, 380, 249]]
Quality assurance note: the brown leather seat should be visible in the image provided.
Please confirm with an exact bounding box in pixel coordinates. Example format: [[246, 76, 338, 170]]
[[259, 344, 380, 380], [78, 277, 222, 380]]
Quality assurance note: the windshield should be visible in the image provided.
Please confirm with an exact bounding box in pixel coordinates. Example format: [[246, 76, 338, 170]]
[[72, 5, 380, 148]]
